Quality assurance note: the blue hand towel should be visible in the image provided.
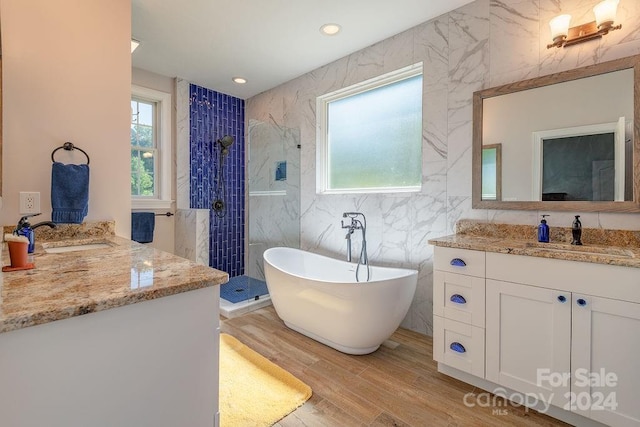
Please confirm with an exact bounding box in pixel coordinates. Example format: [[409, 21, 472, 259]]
[[51, 162, 89, 224], [131, 212, 155, 243]]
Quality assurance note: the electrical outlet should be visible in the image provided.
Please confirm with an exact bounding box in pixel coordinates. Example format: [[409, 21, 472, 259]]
[[19, 192, 41, 214]]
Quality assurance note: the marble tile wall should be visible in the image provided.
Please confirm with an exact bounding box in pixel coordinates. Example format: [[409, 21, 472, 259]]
[[174, 208, 209, 266], [176, 79, 190, 210], [246, 0, 640, 336]]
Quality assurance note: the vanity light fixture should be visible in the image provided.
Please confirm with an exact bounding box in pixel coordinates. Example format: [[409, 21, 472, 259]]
[[320, 23, 341, 36], [232, 77, 247, 84], [547, 0, 621, 49], [131, 39, 140, 53]]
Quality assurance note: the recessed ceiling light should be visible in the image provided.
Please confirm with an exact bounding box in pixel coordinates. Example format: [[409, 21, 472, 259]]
[[232, 77, 247, 84], [131, 39, 140, 53], [320, 23, 341, 36]]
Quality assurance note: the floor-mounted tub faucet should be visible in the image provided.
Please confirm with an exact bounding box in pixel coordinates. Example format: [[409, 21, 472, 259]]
[[340, 212, 370, 282], [344, 226, 354, 262], [341, 216, 356, 262]]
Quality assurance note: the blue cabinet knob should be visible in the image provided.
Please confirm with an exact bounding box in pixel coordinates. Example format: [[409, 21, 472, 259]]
[[450, 342, 466, 353], [557, 295, 567, 303], [450, 294, 467, 304], [450, 258, 466, 267], [577, 298, 587, 307]]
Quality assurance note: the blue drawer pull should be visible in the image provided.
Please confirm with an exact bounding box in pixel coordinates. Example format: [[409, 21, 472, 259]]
[[450, 258, 467, 267], [557, 295, 567, 303], [450, 294, 467, 304], [577, 298, 587, 307], [450, 342, 466, 353]]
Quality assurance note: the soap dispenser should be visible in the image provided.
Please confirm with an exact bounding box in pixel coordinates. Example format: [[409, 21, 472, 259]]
[[538, 215, 550, 243], [571, 215, 582, 245]]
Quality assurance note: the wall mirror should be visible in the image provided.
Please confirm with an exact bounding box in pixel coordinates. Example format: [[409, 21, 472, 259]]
[[472, 54, 640, 212]]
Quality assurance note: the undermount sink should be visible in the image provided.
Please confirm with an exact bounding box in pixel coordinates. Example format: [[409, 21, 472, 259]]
[[523, 242, 635, 258], [43, 242, 114, 254]]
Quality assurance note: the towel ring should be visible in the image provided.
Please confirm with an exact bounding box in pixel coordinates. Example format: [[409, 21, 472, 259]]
[[51, 142, 90, 165]]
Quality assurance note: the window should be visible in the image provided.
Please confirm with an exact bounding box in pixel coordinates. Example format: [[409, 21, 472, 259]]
[[317, 63, 423, 193], [131, 85, 172, 208], [131, 98, 155, 196]]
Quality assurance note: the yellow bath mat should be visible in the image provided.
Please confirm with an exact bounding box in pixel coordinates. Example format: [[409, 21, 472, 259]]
[[219, 333, 312, 426]]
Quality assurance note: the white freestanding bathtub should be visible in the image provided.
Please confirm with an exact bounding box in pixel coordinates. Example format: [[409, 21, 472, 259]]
[[263, 247, 417, 355]]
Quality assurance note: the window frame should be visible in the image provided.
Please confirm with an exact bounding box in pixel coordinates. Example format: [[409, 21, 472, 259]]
[[316, 63, 423, 194], [131, 85, 173, 209]]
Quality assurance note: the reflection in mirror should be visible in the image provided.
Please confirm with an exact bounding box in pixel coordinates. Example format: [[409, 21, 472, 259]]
[[531, 118, 628, 201], [482, 144, 502, 201], [473, 54, 640, 212]]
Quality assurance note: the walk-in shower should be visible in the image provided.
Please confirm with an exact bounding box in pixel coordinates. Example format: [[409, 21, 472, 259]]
[[219, 120, 301, 318]]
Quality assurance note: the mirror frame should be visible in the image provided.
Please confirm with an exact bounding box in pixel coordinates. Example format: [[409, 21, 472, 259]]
[[472, 54, 640, 212]]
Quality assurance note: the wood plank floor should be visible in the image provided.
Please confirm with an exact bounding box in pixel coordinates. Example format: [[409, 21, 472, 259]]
[[221, 306, 569, 427]]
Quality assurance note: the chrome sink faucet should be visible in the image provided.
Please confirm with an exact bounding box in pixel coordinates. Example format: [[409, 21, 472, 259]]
[[14, 213, 56, 253]]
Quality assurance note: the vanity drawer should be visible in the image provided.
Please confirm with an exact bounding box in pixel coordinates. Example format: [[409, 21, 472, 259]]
[[433, 271, 485, 327], [486, 252, 640, 303], [433, 316, 485, 378], [434, 247, 485, 277]]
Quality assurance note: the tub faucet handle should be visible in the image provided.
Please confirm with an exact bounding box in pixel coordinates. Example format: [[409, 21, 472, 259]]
[[341, 219, 355, 232]]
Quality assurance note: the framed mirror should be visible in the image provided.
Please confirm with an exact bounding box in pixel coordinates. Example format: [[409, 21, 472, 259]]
[[472, 54, 640, 212]]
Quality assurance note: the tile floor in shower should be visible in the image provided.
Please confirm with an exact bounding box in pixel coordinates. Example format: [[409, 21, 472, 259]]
[[219, 275, 272, 318]]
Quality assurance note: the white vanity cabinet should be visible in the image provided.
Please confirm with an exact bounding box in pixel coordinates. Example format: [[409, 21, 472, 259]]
[[485, 252, 640, 427], [571, 294, 640, 427], [433, 247, 640, 427], [485, 279, 571, 408], [433, 247, 486, 378]]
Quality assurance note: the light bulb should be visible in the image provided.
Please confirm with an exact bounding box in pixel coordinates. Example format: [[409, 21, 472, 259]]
[[594, 0, 619, 29], [549, 14, 571, 41]]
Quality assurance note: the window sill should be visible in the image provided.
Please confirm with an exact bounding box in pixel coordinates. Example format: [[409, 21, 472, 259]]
[[132, 199, 174, 210], [317, 186, 421, 195]]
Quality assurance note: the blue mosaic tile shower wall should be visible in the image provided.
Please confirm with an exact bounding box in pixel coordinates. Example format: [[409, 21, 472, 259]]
[[189, 84, 245, 276]]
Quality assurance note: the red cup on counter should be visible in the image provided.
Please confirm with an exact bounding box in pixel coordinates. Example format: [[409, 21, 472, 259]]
[[7, 240, 29, 268]]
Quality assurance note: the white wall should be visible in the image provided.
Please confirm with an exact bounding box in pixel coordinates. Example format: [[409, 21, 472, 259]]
[[246, 0, 640, 336], [132, 67, 176, 253], [1, 0, 131, 237]]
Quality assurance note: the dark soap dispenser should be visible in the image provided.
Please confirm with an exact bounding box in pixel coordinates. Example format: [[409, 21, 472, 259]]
[[571, 215, 582, 245], [538, 214, 550, 243]]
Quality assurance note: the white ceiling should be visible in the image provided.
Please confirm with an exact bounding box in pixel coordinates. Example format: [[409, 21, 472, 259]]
[[131, 0, 475, 99]]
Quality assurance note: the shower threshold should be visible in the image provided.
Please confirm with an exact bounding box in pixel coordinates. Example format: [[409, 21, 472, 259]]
[[219, 275, 272, 318]]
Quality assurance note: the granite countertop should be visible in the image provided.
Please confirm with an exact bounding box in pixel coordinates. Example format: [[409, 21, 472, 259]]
[[429, 220, 640, 269], [0, 223, 228, 334]]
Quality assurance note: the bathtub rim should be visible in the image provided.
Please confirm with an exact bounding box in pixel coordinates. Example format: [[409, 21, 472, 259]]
[[263, 246, 418, 284]]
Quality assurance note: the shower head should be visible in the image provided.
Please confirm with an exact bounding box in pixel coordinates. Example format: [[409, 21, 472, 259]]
[[217, 135, 235, 155]]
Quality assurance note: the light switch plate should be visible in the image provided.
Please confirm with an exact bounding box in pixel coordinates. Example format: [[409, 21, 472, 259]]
[[19, 192, 41, 214]]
